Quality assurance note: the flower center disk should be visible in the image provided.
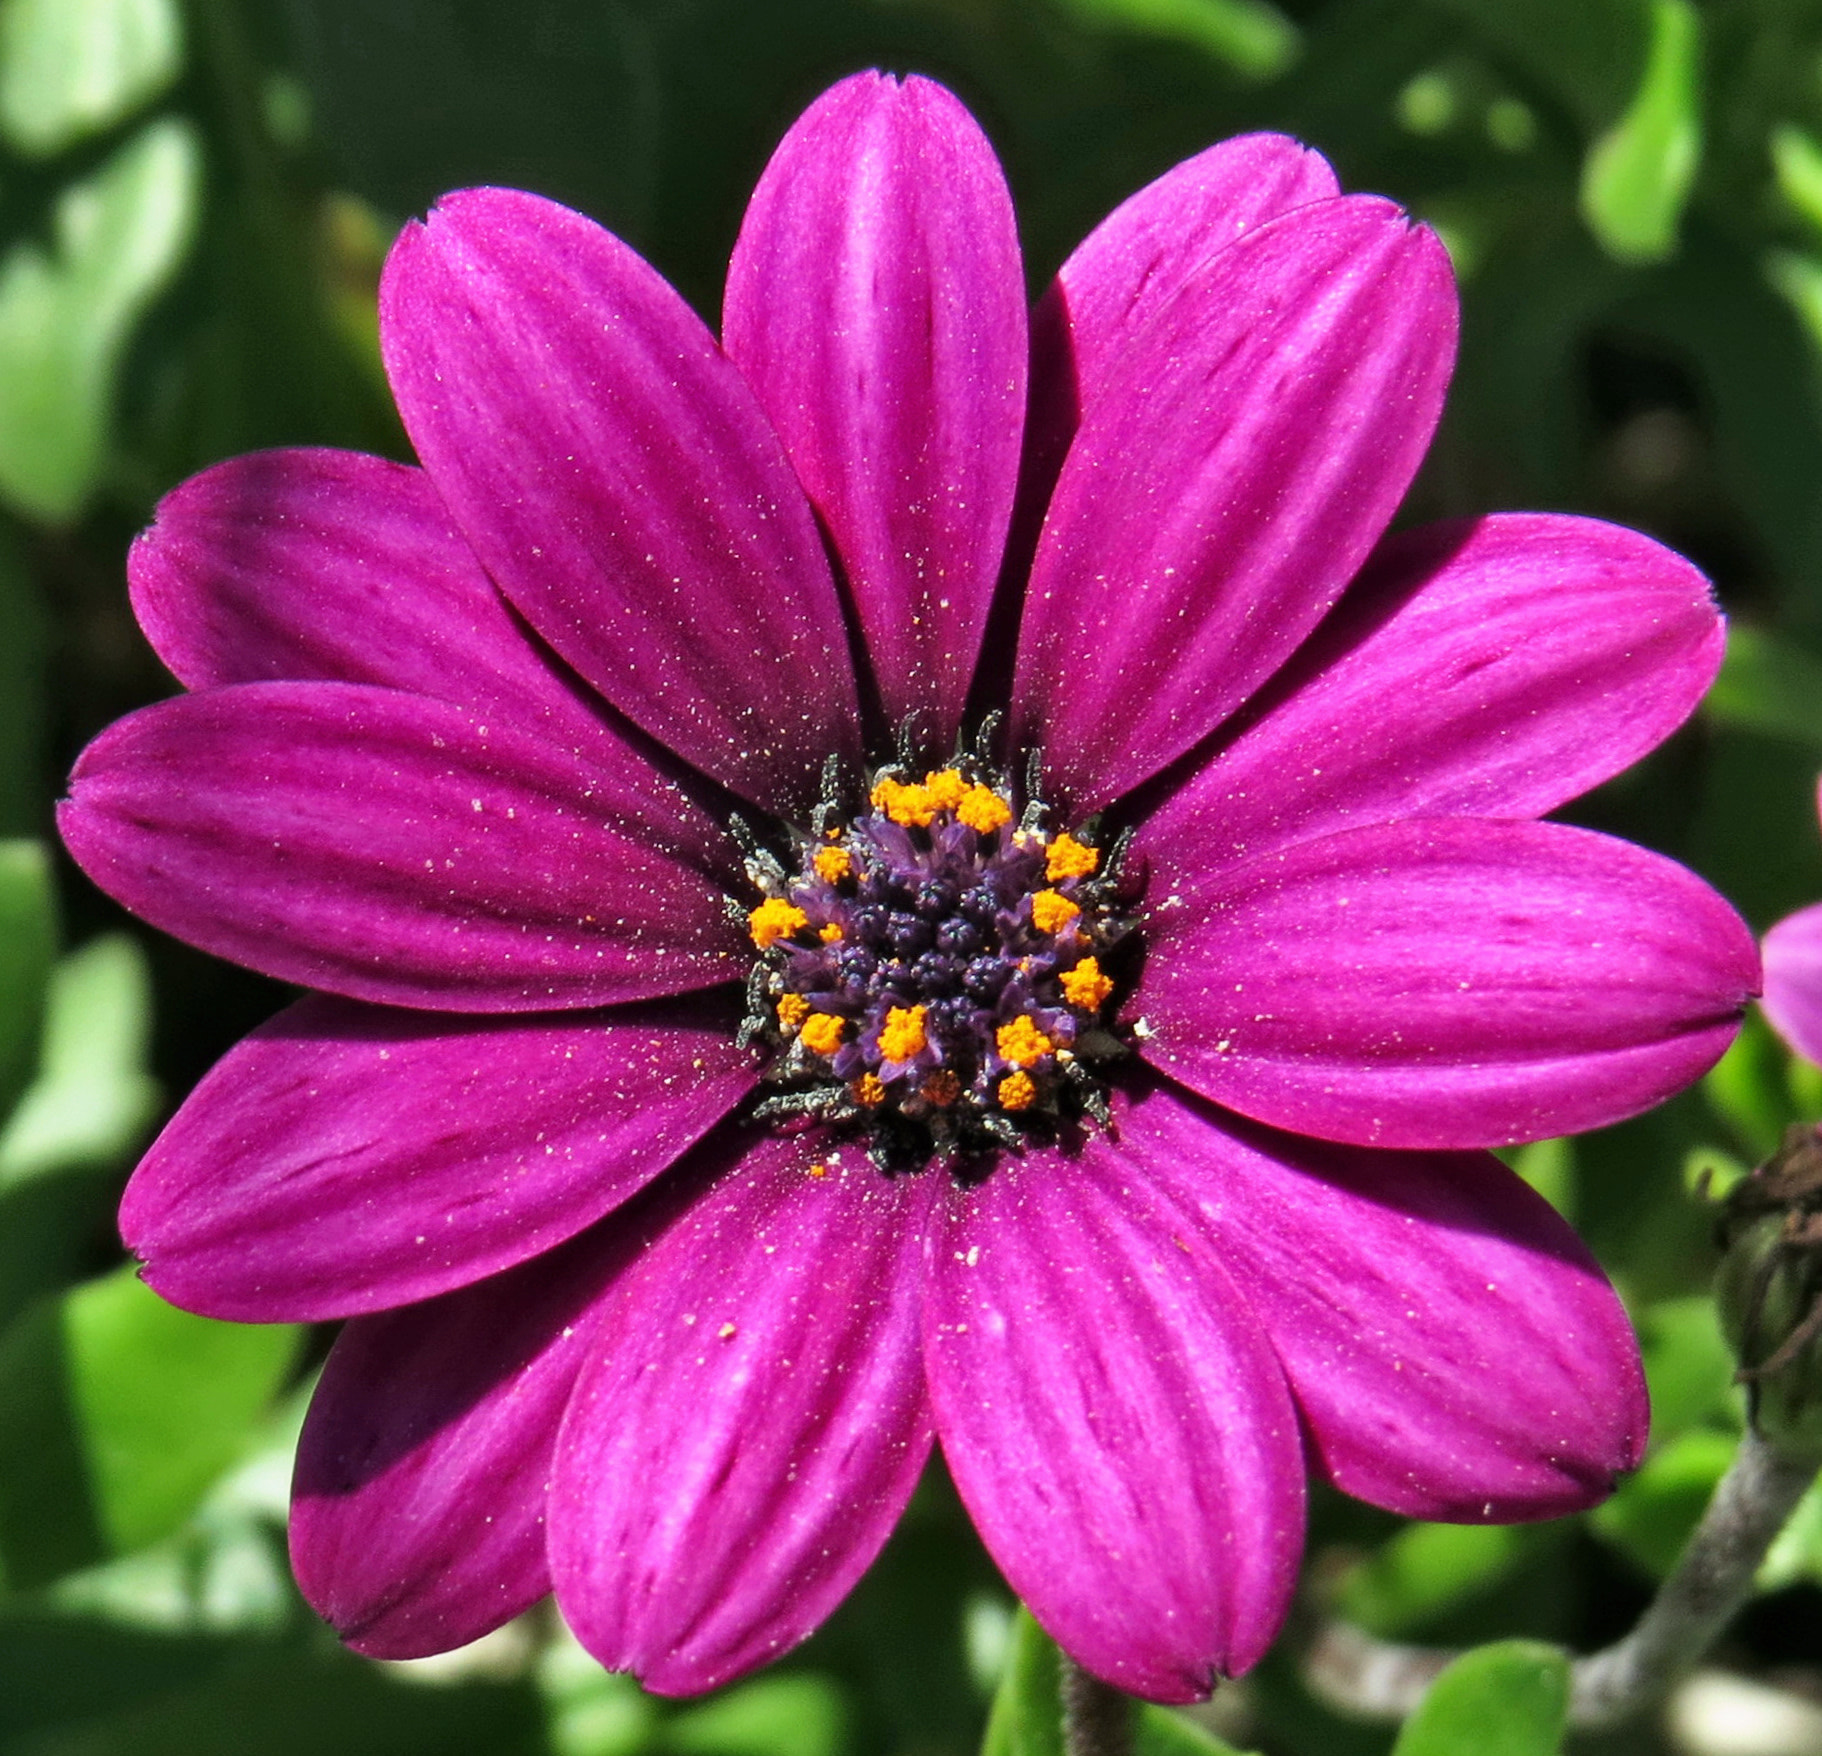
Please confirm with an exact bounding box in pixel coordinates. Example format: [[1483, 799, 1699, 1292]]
[[742, 761, 1133, 1168]]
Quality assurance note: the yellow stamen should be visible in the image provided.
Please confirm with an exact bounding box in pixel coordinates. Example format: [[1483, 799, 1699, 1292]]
[[776, 992, 810, 1031], [998, 1071, 1037, 1111], [819, 922, 844, 942], [1060, 956, 1114, 1012], [878, 1004, 930, 1062], [997, 1015, 1054, 1069], [1031, 889, 1081, 936], [851, 1072, 886, 1107], [807, 1161, 831, 1179], [924, 768, 969, 810], [957, 785, 1012, 834], [749, 898, 809, 949], [921, 1070, 961, 1108], [1046, 833, 1100, 881], [800, 1012, 847, 1056], [870, 776, 939, 828], [813, 845, 852, 884]]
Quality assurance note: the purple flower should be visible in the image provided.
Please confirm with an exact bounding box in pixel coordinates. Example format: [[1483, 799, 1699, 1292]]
[[1762, 787, 1822, 1062], [60, 73, 1756, 1703]]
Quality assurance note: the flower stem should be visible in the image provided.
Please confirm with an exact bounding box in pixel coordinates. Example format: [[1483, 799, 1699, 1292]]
[[1571, 1428, 1818, 1727], [1061, 1657, 1135, 1756], [1305, 1428, 1821, 1729]]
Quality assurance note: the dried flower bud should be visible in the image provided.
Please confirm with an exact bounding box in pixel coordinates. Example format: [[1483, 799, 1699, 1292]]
[[1715, 1124, 1822, 1462]]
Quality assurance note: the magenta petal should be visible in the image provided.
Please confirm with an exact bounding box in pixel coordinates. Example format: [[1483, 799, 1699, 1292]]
[[1121, 1081, 1647, 1518], [924, 1142, 1303, 1702], [725, 74, 1026, 741], [549, 1129, 935, 1695], [1139, 817, 1757, 1150], [1142, 514, 1724, 865], [1032, 131, 1337, 442], [1013, 196, 1456, 811], [291, 1227, 626, 1658], [121, 991, 754, 1322], [1764, 899, 1822, 1064], [380, 187, 860, 814], [129, 447, 624, 763], [60, 681, 742, 1011]]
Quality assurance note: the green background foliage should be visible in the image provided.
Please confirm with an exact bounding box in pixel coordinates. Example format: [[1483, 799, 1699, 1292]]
[[7, 0, 1822, 1750]]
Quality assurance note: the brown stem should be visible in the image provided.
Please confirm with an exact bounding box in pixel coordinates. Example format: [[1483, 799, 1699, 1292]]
[[1061, 1657, 1135, 1756]]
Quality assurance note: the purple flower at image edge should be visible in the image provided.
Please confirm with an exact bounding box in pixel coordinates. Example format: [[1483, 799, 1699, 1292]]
[[59, 72, 1758, 1703], [1763, 797, 1822, 1064]]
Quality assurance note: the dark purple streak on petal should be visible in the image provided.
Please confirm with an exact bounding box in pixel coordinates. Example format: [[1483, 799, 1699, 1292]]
[[1138, 817, 1757, 1150], [725, 73, 1026, 742], [1013, 197, 1456, 813], [551, 1128, 934, 1696], [1120, 1080, 1647, 1519], [1142, 514, 1724, 866], [122, 991, 754, 1322], [291, 1223, 629, 1659], [1025, 132, 1337, 480], [381, 187, 859, 816], [60, 682, 742, 1012], [130, 447, 626, 762], [924, 1144, 1303, 1702]]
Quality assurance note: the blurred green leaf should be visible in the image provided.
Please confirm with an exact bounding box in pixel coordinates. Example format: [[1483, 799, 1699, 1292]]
[[0, 523, 48, 836], [1590, 1428, 1734, 1577], [1579, 0, 1701, 264], [0, 933, 159, 1185], [1423, 0, 1647, 127], [982, 1607, 1063, 1756], [1759, 1476, 1822, 1590], [7, 1628, 545, 1754], [1053, 0, 1299, 79], [0, 1264, 299, 1587], [1506, 1137, 1574, 1219], [1337, 1523, 1540, 1638], [0, 114, 199, 522], [1772, 126, 1822, 239], [1636, 1296, 1741, 1441], [65, 1265, 299, 1555], [666, 1673, 844, 1756], [1391, 1641, 1569, 1756], [0, 0, 181, 157], [1706, 623, 1822, 752], [0, 840, 55, 1120], [1135, 1703, 1252, 1753], [539, 1622, 657, 1756], [1703, 1011, 1797, 1162]]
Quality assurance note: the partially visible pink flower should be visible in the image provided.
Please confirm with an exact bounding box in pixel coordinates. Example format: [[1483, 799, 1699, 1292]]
[[1762, 786, 1822, 1062], [60, 74, 1756, 1702]]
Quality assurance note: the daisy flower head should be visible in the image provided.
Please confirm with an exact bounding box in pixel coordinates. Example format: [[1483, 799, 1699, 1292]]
[[61, 73, 1758, 1702]]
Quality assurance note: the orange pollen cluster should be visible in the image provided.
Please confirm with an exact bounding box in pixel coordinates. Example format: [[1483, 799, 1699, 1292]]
[[878, 1005, 930, 1063], [748, 898, 809, 949], [1060, 957, 1114, 1011], [1030, 889, 1081, 935], [997, 1015, 1055, 1069], [1046, 834, 1100, 881], [800, 1013, 846, 1056]]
